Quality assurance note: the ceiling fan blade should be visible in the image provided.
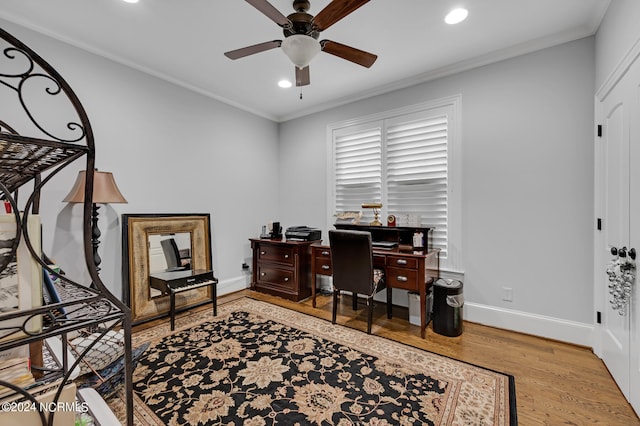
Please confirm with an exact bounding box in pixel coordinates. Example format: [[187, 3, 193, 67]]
[[312, 0, 370, 31], [224, 40, 282, 60], [321, 40, 377, 68], [245, 0, 291, 27], [296, 66, 310, 87]]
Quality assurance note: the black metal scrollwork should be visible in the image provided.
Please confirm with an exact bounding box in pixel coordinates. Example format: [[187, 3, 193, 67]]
[[1, 38, 86, 142], [0, 27, 133, 426]]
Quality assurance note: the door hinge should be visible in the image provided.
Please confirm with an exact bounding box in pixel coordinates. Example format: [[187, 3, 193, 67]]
[[597, 218, 602, 231], [597, 124, 602, 138], [596, 311, 602, 324]]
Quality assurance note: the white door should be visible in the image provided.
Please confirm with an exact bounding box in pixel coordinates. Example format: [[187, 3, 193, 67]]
[[596, 50, 640, 415], [627, 57, 640, 413]]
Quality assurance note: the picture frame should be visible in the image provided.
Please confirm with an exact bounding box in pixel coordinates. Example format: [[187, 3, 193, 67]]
[[122, 214, 213, 324], [0, 215, 43, 342]]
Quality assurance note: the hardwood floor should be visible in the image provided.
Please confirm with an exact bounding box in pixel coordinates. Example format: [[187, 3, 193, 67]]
[[135, 289, 640, 425]]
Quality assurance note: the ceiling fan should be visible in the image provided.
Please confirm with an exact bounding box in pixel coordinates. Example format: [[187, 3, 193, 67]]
[[224, 0, 377, 87]]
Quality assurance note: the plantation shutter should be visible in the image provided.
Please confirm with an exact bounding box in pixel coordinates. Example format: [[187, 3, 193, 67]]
[[334, 125, 382, 224], [330, 97, 460, 271], [386, 111, 448, 257]]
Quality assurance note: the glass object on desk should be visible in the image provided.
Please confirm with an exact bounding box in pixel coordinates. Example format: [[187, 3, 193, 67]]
[[413, 232, 424, 249]]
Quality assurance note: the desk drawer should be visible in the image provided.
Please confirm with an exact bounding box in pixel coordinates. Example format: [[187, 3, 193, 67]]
[[386, 267, 418, 291], [314, 247, 331, 258], [257, 244, 295, 266], [373, 254, 386, 268], [386, 255, 419, 269], [314, 257, 332, 275], [257, 266, 295, 290]]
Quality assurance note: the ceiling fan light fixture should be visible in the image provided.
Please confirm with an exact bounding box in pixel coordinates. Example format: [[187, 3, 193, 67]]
[[281, 34, 321, 69], [445, 8, 468, 25]]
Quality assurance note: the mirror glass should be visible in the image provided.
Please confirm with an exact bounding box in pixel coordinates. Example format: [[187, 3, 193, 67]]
[[148, 232, 192, 273], [148, 232, 192, 298]]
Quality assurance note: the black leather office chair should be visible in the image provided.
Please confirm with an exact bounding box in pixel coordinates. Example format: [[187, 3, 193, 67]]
[[329, 229, 390, 334], [161, 238, 187, 271]]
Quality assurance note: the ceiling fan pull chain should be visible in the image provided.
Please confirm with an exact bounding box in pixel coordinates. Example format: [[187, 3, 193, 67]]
[[300, 87, 303, 100]]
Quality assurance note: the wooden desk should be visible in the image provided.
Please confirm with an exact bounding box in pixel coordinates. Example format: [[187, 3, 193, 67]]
[[334, 223, 434, 252], [311, 244, 440, 338]]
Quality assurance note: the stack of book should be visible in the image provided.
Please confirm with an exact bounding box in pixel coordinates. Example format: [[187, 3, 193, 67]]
[[0, 356, 34, 398]]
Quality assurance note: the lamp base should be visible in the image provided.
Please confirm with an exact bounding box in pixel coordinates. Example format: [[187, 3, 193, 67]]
[[92, 203, 102, 273], [369, 209, 382, 226]]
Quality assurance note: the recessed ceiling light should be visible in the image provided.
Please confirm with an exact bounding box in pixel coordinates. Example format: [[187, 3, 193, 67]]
[[122, 0, 139, 3], [445, 8, 468, 25], [278, 79, 292, 89]]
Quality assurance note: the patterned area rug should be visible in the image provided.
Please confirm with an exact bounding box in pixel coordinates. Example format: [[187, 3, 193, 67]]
[[109, 298, 516, 425]]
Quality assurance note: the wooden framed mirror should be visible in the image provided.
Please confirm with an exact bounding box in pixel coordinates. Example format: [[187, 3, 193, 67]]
[[122, 213, 212, 324]]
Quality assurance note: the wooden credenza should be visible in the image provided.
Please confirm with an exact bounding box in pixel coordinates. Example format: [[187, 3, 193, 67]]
[[250, 238, 318, 301], [334, 223, 434, 251]]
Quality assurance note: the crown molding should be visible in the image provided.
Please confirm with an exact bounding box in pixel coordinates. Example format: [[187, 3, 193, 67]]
[[1, 8, 606, 125], [0, 14, 280, 122], [277, 25, 602, 122], [596, 32, 640, 101]]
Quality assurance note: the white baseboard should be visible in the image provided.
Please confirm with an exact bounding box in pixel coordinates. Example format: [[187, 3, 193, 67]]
[[217, 275, 250, 296], [464, 302, 594, 347], [219, 275, 594, 347]]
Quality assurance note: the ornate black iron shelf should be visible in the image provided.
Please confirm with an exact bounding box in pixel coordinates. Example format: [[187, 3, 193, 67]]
[[0, 27, 133, 425], [0, 133, 89, 193]]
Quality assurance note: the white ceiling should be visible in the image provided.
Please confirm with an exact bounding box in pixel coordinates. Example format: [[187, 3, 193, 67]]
[[0, 0, 610, 122]]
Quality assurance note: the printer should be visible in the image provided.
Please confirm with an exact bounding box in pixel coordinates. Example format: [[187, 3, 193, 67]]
[[285, 226, 322, 241]]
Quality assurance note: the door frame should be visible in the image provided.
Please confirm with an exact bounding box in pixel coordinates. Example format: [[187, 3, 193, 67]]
[[594, 35, 640, 415], [594, 34, 640, 356]]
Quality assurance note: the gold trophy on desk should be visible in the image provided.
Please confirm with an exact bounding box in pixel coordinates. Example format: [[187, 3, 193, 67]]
[[362, 203, 383, 226]]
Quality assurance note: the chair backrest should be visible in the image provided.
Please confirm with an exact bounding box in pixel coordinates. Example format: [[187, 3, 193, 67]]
[[329, 230, 374, 295], [160, 238, 181, 269]]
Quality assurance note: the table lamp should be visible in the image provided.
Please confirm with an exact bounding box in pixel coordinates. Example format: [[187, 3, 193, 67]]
[[362, 203, 383, 226], [64, 170, 127, 273]]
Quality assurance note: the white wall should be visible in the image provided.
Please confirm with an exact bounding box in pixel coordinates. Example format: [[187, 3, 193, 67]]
[[1, 19, 280, 299], [279, 37, 596, 345], [2, 18, 602, 345]]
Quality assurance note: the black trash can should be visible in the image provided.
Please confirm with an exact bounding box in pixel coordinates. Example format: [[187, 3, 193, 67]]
[[432, 278, 463, 336]]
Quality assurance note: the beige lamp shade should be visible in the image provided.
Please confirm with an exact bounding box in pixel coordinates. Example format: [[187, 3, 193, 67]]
[[63, 170, 127, 204]]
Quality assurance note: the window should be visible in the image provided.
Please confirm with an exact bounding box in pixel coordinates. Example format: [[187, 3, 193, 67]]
[[328, 96, 462, 273]]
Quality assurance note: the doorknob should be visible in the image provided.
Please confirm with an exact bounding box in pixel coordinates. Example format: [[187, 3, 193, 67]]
[[610, 246, 636, 260], [607, 246, 635, 315]]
